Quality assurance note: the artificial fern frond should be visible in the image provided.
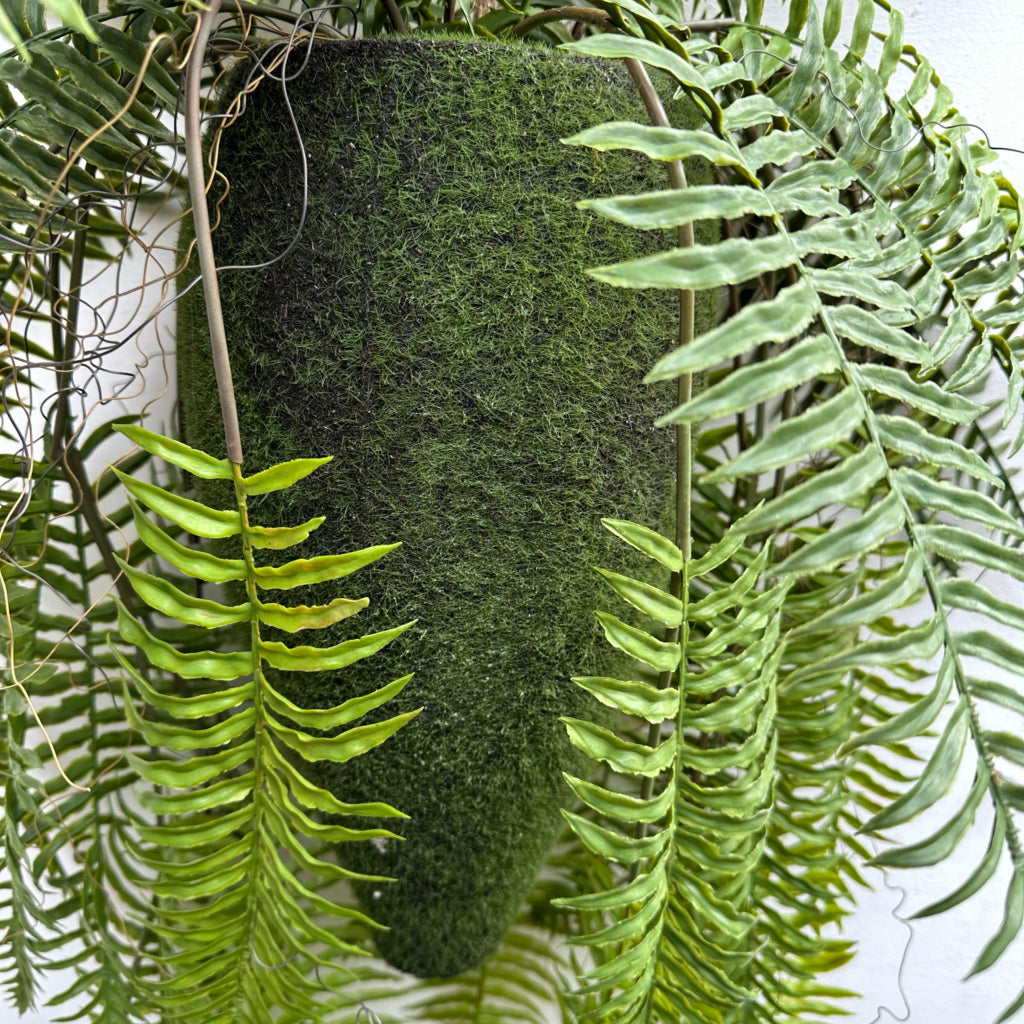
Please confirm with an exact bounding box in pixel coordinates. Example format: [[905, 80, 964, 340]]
[[0, 0, 183, 259], [0, 454, 146, 1021], [405, 919, 576, 1024], [558, 518, 803, 1023], [0, 0, 97, 58], [0, 140, 184, 1012], [110, 424, 419, 1023], [0, 642, 54, 1014], [561, 3, 1024, 1018]]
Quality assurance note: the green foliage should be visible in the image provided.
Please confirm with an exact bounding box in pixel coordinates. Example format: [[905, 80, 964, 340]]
[[2, 0, 1024, 1021], [0, 0, 96, 58], [111, 423, 417, 1021], [406, 920, 578, 1024], [556, 518, 860, 1023], [551, 4, 1024, 1020], [176, 35, 716, 979], [0, 0, 182, 256], [0, 417, 149, 1019]]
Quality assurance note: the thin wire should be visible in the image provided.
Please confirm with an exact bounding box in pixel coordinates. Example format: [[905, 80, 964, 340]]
[[137, 5, 354, 332], [860, 840, 915, 1024], [2, 4, 354, 547]]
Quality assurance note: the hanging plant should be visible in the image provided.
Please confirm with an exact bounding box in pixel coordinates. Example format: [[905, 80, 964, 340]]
[[1, 1, 1023, 1022], [175, 34, 720, 979]]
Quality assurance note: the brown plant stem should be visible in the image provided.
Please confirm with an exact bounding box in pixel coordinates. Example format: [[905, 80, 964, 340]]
[[40, 206, 137, 609], [624, 58, 694, 821], [46, 214, 88, 463], [684, 19, 737, 34], [381, 0, 408, 34], [623, 59, 694, 561], [184, 0, 244, 465], [510, 6, 610, 36]]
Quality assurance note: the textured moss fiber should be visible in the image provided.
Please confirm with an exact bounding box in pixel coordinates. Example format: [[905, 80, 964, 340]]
[[178, 37, 715, 978]]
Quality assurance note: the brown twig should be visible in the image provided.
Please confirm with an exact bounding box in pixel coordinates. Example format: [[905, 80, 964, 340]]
[[509, 6, 610, 37], [183, 0, 244, 465], [685, 19, 737, 34], [381, 0, 408, 33], [624, 58, 695, 826]]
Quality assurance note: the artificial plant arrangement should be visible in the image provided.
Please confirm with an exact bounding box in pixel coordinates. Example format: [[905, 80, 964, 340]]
[[2, 0, 1024, 1023]]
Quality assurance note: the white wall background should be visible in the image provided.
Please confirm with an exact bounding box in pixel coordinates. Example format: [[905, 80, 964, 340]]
[[7, 1, 1024, 1021]]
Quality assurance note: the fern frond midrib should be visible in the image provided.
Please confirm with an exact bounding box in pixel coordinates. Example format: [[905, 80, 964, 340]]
[[758, 51, 1024, 874]]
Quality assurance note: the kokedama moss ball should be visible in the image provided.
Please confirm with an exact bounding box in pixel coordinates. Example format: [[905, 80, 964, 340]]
[[178, 37, 715, 978]]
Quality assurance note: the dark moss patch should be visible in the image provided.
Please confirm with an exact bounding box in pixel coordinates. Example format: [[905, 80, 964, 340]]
[[178, 37, 715, 978]]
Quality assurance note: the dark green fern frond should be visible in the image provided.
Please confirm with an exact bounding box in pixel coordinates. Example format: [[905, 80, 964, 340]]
[[0, 646, 53, 1014], [0, 13, 190, 1002], [0, 0, 183, 257], [0, 457, 145, 1021]]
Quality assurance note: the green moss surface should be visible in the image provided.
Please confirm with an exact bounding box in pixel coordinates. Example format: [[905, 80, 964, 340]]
[[178, 37, 715, 978]]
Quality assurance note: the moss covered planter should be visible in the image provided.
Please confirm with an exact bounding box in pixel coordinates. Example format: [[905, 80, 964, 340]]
[[179, 37, 703, 977]]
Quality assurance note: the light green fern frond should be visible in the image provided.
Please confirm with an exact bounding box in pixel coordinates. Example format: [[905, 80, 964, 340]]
[[560, 1, 1024, 1019], [556, 518, 787, 1022], [110, 424, 419, 1023], [405, 919, 576, 1024]]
